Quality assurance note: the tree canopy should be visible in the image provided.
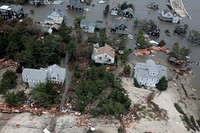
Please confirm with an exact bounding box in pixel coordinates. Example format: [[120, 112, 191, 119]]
[[174, 24, 189, 35], [188, 30, 200, 45], [0, 70, 17, 94], [4, 90, 25, 106], [170, 42, 191, 59], [136, 31, 150, 49], [75, 66, 131, 117], [31, 83, 60, 108], [156, 76, 168, 91]]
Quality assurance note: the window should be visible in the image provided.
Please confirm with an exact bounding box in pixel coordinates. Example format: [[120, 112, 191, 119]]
[[52, 77, 56, 80], [99, 57, 102, 60]]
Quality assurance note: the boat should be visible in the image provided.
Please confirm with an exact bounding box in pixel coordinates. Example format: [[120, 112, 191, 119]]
[[147, 2, 159, 10], [98, 0, 106, 4]]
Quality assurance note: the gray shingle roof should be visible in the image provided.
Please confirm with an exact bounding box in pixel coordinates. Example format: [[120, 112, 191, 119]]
[[10, 4, 23, 13], [47, 64, 66, 80], [80, 19, 95, 27], [134, 59, 167, 87], [22, 68, 48, 81], [112, 20, 128, 29], [69, 0, 85, 9]]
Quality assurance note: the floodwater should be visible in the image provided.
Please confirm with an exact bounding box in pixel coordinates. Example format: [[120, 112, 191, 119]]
[[23, 0, 200, 93]]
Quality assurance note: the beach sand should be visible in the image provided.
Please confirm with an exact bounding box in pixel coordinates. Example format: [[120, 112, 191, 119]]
[[121, 61, 200, 133]]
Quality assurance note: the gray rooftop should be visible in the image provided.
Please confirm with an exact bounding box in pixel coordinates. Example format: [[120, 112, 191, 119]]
[[80, 19, 95, 27], [134, 59, 167, 87], [69, 0, 85, 9], [112, 20, 128, 29], [123, 8, 134, 15], [10, 4, 23, 13], [22, 68, 48, 81], [47, 64, 66, 79]]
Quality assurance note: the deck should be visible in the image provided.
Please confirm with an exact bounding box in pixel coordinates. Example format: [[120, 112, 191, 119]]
[[169, 0, 191, 19]]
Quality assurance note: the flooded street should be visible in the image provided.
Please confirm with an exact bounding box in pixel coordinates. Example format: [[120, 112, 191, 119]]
[[24, 0, 200, 93]]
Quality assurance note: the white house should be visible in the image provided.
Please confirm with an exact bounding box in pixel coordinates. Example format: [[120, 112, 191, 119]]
[[44, 9, 65, 25], [91, 44, 115, 64], [110, 7, 119, 16], [134, 59, 167, 87], [22, 69, 48, 88], [158, 10, 181, 23], [22, 64, 66, 88], [47, 64, 66, 84], [80, 19, 95, 33]]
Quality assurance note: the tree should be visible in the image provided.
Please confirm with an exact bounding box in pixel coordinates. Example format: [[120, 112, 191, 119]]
[[134, 78, 141, 88], [136, 31, 150, 49], [123, 64, 131, 76], [158, 40, 166, 47], [121, 49, 131, 63], [121, 2, 128, 10], [170, 42, 191, 59], [31, 83, 60, 108], [103, 4, 109, 17], [67, 40, 77, 61], [58, 23, 72, 43], [156, 76, 168, 91], [99, 29, 107, 44], [174, 24, 189, 35], [4, 90, 25, 106], [0, 32, 8, 58], [74, 16, 86, 28], [0, 70, 17, 94], [188, 30, 200, 45]]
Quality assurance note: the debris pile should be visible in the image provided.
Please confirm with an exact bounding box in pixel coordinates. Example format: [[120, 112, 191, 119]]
[[0, 102, 80, 116], [134, 46, 170, 56], [0, 59, 18, 69]]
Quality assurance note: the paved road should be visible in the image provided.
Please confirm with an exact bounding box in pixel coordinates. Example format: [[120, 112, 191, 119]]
[[60, 55, 73, 109]]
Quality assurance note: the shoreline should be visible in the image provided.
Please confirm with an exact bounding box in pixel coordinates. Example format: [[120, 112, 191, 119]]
[[121, 58, 200, 132]]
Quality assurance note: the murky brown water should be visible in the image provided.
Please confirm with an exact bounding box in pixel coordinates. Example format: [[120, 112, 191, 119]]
[[23, 0, 200, 93]]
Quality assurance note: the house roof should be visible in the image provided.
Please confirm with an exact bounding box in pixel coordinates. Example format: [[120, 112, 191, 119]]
[[10, 4, 23, 13], [112, 20, 128, 29], [163, 9, 174, 15], [123, 8, 134, 14], [94, 44, 115, 58], [47, 64, 66, 79], [80, 19, 95, 27], [22, 68, 48, 81], [69, 0, 85, 9], [0, 5, 11, 10], [95, 22, 105, 29], [46, 8, 66, 19], [134, 59, 167, 85], [50, 24, 60, 30]]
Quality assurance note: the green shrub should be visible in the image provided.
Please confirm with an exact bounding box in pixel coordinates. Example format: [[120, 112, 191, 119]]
[[174, 103, 185, 115], [134, 78, 141, 88], [190, 116, 199, 131]]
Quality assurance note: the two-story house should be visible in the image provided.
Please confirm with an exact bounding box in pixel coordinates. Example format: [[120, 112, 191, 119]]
[[134, 59, 167, 87], [22, 68, 48, 88], [80, 19, 96, 33], [91, 44, 115, 64], [80, 19, 105, 33], [123, 8, 134, 18], [22, 64, 66, 88], [66, 0, 85, 11], [110, 20, 128, 36], [158, 9, 181, 23], [44, 8, 65, 25], [0, 5, 24, 20], [47, 64, 66, 85]]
